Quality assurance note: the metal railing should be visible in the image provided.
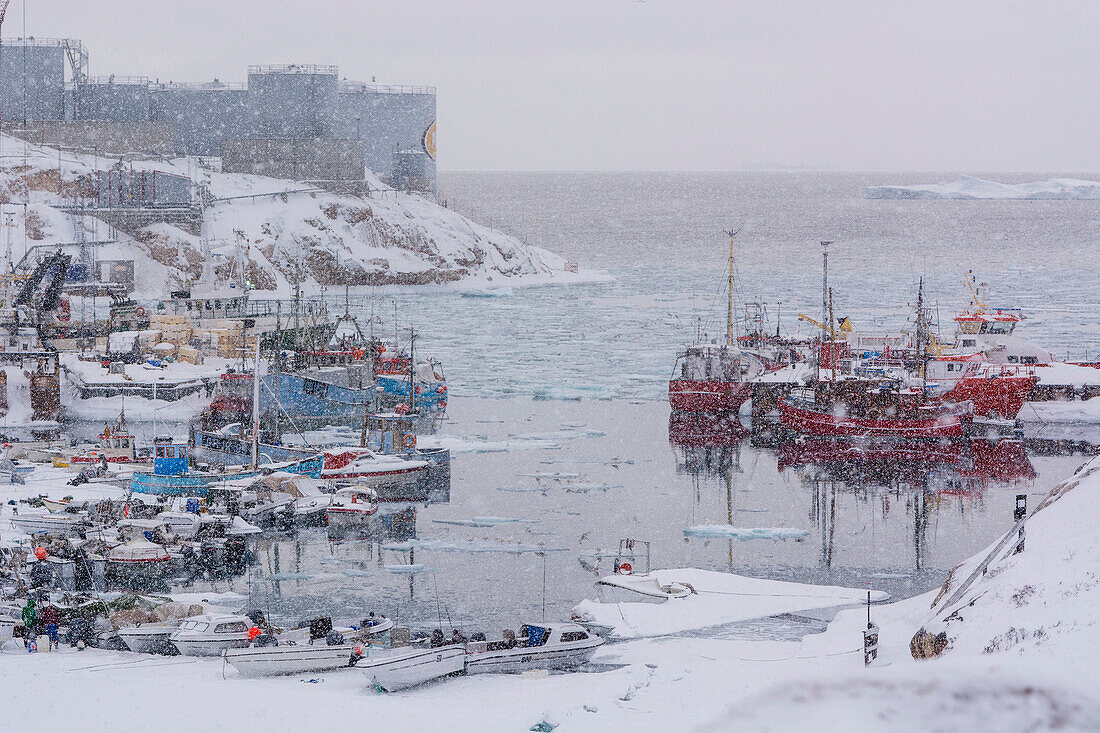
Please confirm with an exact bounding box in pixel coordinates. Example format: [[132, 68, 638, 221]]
[[1, 36, 81, 49], [338, 81, 436, 95], [84, 75, 151, 86], [248, 64, 338, 75], [150, 81, 247, 91]]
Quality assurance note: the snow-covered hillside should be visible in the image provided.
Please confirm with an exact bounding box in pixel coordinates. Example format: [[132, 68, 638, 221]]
[[866, 175, 1100, 200], [0, 136, 590, 297]]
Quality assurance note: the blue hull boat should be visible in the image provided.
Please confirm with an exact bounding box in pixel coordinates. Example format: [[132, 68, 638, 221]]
[[192, 427, 321, 467], [131, 454, 323, 496]]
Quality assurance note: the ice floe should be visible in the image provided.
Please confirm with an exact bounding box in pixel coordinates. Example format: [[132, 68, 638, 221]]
[[683, 526, 810, 541]]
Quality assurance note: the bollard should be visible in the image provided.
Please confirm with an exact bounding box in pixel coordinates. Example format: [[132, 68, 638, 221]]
[[864, 623, 879, 666], [863, 590, 878, 666], [1014, 494, 1027, 554]]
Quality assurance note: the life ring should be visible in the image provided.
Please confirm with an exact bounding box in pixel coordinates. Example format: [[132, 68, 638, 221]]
[[135, 307, 147, 317], [436, 385, 446, 394], [403, 434, 416, 448], [618, 562, 632, 575]]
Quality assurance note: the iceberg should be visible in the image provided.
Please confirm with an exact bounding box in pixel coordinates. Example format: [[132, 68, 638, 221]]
[[381, 538, 567, 554], [383, 564, 428, 574], [431, 517, 535, 527], [865, 175, 1100, 200], [683, 526, 809, 541]]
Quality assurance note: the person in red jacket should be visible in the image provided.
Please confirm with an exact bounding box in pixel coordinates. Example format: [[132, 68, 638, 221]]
[[40, 604, 61, 651]]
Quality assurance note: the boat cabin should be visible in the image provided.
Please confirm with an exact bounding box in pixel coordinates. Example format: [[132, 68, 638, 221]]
[[675, 345, 743, 382], [367, 413, 418, 454], [955, 309, 1021, 338], [153, 439, 190, 476]]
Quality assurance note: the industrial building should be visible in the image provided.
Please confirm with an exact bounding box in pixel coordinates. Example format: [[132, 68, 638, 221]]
[[0, 37, 437, 194]]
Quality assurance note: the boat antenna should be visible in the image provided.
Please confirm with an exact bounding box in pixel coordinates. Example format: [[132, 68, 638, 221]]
[[725, 228, 740, 347]]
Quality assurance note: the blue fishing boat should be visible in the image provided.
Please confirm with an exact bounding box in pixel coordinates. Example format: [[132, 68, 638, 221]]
[[192, 425, 322, 467], [130, 439, 323, 496]]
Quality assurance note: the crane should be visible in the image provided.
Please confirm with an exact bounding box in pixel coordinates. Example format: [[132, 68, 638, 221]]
[[797, 312, 852, 340]]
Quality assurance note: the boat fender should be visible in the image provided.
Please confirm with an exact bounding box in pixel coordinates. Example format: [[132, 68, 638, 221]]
[[618, 562, 632, 575], [403, 434, 416, 448]]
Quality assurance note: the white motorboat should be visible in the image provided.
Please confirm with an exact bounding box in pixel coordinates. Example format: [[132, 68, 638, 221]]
[[292, 493, 332, 525], [40, 498, 71, 512], [464, 623, 604, 675], [169, 614, 253, 656], [117, 622, 179, 654], [355, 643, 467, 691], [321, 448, 428, 487], [220, 616, 396, 673], [8, 511, 88, 536], [0, 601, 22, 641], [108, 540, 172, 564], [594, 571, 696, 604], [325, 487, 379, 529]]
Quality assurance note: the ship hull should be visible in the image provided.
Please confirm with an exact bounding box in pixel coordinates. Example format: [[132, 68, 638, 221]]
[[779, 399, 967, 439], [668, 379, 752, 413], [942, 374, 1037, 420]]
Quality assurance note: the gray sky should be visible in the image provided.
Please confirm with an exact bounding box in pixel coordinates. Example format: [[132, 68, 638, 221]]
[[8, 1, 1099, 171]]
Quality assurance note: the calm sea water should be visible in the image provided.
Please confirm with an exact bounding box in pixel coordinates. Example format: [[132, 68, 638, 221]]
[[175, 173, 1100, 631]]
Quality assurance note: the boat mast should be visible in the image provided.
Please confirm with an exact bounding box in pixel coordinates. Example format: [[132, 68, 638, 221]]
[[818, 241, 832, 382], [725, 229, 739, 347], [251, 339, 261, 469]]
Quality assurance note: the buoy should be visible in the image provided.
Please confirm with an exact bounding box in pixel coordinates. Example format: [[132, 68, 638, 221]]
[[248, 626, 262, 641], [34, 547, 47, 560], [618, 562, 632, 575]]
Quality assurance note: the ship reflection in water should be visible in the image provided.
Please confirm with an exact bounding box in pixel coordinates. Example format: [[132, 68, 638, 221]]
[[669, 410, 1054, 595]]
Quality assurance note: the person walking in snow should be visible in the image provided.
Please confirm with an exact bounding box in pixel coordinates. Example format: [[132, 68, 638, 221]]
[[21, 598, 37, 650], [41, 604, 61, 651]]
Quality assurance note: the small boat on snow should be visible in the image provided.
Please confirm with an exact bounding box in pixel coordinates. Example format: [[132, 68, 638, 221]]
[[0, 601, 22, 641], [118, 622, 179, 654], [463, 623, 604, 675], [356, 642, 467, 691], [169, 614, 254, 656], [8, 510, 88, 536], [222, 618, 395, 677]]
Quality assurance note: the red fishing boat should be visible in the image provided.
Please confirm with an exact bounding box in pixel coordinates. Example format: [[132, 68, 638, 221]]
[[779, 385, 972, 439], [668, 231, 759, 414], [931, 358, 1038, 420]]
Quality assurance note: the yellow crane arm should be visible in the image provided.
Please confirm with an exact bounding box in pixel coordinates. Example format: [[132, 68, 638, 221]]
[[797, 313, 835, 339]]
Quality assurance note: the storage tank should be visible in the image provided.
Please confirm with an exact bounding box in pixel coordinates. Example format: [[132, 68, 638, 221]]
[[0, 38, 67, 122], [150, 81, 251, 156], [77, 76, 152, 122], [336, 81, 436, 191], [247, 64, 338, 138]]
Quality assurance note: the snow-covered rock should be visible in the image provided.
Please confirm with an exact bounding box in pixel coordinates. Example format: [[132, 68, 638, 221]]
[[866, 175, 1100, 200], [0, 135, 589, 297]]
